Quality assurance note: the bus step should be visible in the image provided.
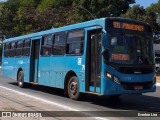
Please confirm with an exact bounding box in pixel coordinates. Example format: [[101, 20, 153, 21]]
[[85, 92, 101, 96], [29, 82, 39, 85]]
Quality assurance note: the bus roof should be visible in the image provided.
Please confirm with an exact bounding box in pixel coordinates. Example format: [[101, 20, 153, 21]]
[[3, 17, 150, 43]]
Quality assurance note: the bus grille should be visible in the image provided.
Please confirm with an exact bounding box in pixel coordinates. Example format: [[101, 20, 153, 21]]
[[118, 67, 154, 74], [121, 81, 153, 90]]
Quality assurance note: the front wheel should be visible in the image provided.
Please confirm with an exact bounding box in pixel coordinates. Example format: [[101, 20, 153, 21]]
[[17, 71, 26, 88], [68, 76, 80, 100]]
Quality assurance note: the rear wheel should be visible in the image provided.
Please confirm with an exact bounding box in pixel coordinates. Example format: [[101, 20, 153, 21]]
[[17, 71, 26, 88], [68, 76, 80, 100]]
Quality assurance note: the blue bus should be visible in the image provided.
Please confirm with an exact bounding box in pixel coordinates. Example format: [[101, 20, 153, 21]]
[[2, 18, 156, 100]]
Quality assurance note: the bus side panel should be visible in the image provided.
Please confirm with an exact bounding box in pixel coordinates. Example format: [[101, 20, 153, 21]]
[[38, 57, 50, 86], [2, 58, 16, 80], [23, 58, 30, 83], [65, 56, 85, 93], [2, 57, 30, 82], [50, 56, 66, 89]]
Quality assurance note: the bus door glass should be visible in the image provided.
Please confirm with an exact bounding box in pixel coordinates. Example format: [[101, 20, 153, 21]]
[[30, 37, 41, 83], [86, 29, 102, 93]]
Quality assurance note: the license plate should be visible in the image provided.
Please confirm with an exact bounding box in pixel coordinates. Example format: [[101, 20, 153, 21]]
[[134, 86, 143, 90]]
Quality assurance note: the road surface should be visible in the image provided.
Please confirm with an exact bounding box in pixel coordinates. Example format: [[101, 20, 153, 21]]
[[0, 68, 160, 120]]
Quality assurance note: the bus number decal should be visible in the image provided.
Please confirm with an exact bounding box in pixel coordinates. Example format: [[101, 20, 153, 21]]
[[78, 58, 82, 65]]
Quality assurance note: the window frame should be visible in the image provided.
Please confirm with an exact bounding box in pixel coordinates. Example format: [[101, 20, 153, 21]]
[[41, 34, 53, 56], [4, 42, 11, 57], [23, 39, 31, 57], [52, 32, 66, 56], [16, 40, 24, 57], [9, 41, 16, 57], [66, 29, 84, 56]]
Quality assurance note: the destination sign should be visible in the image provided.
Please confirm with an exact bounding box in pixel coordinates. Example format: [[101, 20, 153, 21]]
[[111, 54, 130, 61], [113, 21, 145, 32]]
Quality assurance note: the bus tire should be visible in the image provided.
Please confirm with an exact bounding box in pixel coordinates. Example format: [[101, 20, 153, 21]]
[[17, 71, 26, 88], [68, 76, 80, 100]]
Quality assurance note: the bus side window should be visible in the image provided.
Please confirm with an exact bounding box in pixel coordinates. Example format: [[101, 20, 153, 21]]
[[41, 35, 53, 56], [52, 32, 66, 55], [66, 30, 84, 55], [4, 42, 10, 57], [10, 42, 16, 57], [23, 39, 30, 56], [16, 40, 24, 57]]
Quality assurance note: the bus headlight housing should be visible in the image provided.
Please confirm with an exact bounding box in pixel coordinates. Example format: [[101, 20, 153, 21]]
[[105, 72, 121, 84]]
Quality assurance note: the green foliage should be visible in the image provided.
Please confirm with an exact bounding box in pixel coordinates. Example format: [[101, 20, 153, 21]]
[[38, 0, 73, 11], [19, 0, 36, 7], [121, 5, 145, 21], [1, 0, 160, 39], [38, 0, 55, 11], [73, 0, 129, 22]]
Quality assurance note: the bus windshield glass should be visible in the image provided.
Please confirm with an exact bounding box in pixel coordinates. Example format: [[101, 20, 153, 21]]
[[107, 33, 153, 65]]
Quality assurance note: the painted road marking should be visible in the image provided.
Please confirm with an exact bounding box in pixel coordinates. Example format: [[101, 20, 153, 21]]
[[0, 85, 109, 120]]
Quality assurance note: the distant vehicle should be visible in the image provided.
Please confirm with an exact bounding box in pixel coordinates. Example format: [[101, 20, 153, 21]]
[[2, 18, 156, 100], [155, 53, 160, 73]]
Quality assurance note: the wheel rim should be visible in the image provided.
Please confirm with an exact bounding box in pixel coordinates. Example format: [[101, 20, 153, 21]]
[[69, 80, 78, 96]]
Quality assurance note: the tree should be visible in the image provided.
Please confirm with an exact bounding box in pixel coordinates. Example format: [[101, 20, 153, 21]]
[[145, 1, 160, 30], [0, 0, 134, 37], [121, 5, 145, 21], [73, 0, 130, 22], [0, 0, 22, 37]]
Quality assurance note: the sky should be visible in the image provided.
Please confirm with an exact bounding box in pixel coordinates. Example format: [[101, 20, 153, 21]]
[[130, 0, 159, 8], [0, 0, 6, 2], [0, 0, 159, 8]]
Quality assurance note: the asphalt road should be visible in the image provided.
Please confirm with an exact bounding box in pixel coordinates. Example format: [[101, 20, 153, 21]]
[[0, 68, 160, 120]]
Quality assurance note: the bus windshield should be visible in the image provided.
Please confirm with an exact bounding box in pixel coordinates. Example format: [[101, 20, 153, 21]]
[[107, 33, 153, 65]]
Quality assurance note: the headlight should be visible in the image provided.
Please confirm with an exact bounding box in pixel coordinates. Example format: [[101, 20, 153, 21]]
[[105, 72, 121, 84]]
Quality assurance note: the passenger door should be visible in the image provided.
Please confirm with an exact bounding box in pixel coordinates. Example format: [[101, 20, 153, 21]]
[[30, 37, 41, 83], [86, 29, 102, 93]]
